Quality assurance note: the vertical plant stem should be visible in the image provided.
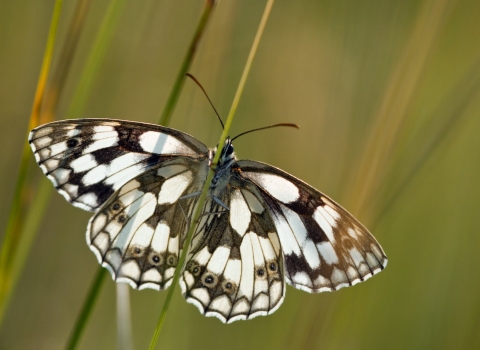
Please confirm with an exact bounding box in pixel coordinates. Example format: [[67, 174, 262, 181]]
[[117, 284, 134, 350], [63, 1, 130, 348], [158, 0, 217, 126], [42, 0, 93, 122], [345, 0, 451, 217], [372, 59, 480, 229], [148, 1, 275, 349], [0, 0, 64, 328], [67, 1, 217, 348], [66, 0, 128, 120]]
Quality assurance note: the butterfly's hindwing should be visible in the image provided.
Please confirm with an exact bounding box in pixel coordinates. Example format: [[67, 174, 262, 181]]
[[236, 160, 387, 293], [87, 157, 208, 290], [28, 119, 208, 212], [180, 181, 285, 323]]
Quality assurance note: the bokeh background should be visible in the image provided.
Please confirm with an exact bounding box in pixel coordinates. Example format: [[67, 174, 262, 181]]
[[1, 0, 480, 349]]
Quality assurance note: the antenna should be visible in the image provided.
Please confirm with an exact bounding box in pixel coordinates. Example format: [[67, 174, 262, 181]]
[[186, 73, 224, 129], [231, 123, 299, 142]]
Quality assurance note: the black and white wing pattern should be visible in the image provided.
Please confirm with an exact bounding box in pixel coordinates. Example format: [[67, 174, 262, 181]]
[[29, 119, 209, 290], [87, 157, 207, 290], [29, 118, 387, 323], [28, 119, 208, 212], [236, 160, 387, 293], [180, 179, 285, 323]]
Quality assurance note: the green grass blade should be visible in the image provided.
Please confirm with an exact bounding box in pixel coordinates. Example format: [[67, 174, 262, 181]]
[[66, 0, 128, 120], [148, 1, 275, 348], [158, 0, 217, 126], [42, 0, 93, 121], [0, 178, 52, 325], [62, 0, 131, 348], [65, 268, 107, 350], [66, 1, 217, 348], [344, 0, 451, 216], [372, 58, 480, 228], [0, 0, 64, 328]]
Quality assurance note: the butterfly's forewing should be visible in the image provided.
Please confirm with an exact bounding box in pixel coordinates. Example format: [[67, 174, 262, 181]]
[[87, 157, 209, 290], [28, 119, 208, 212], [180, 180, 285, 323], [236, 160, 387, 293]]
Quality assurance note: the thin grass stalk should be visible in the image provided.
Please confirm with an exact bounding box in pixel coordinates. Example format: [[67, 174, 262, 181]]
[[372, 59, 480, 229], [65, 268, 107, 350], [117, 284, 134, 350], [67, 1, 217, 348], [61, 1, 131, 348], [345, 0, 451, 217], [148, 1, 275, 348], [66, 0, 128, 120], [0, 0, 93, 327], [0, 0, 64, 327], [42, 0, 93, 122], [158, 0, 217, 126], [116, 1, 216, 348]]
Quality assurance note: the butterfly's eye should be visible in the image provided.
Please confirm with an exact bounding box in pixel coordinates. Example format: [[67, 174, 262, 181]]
[[226, 144, 234, 155], [66, 139, 79, 148], [201, 272, 219, 288], [167, 254, 177, 266], [221, 280, 237, 295]]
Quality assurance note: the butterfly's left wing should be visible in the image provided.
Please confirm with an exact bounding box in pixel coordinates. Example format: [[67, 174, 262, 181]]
[[235, 160, 387, 293], [29, 119, 208, 212], [180, 180, 286, 323]]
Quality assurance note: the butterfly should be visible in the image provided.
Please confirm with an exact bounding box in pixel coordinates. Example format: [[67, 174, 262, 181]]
[[29, 118, 387, 323]]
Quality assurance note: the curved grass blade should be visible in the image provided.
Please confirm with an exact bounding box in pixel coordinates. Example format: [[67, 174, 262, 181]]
[[0, 0, 64, 328], [158, 0, 217, 126], [67, 1, 218, 349], [148, 0, 276, 348]]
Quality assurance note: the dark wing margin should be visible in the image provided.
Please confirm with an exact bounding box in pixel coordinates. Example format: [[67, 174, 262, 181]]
[[86, 157, 207, 290], [180, 180, 285, 323], [28, 118, 208, 212], [235, 160, 387, 293]]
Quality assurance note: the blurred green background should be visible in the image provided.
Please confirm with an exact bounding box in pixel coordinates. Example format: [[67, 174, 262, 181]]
[[1, 0, 480, 349]]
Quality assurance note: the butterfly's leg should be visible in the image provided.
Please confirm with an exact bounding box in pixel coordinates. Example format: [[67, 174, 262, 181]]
[[177, 191, 202, 223], [210, 195, 229, 210]]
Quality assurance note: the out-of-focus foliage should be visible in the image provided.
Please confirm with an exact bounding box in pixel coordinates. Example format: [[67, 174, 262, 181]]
[[1, 0, 479, 349]]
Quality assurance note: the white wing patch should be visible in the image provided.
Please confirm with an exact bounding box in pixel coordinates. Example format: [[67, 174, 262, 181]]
[[138, 131, 197, 156]]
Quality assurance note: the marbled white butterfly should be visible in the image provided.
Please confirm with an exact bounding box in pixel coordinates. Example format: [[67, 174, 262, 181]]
[[29, 118, 387, 323]]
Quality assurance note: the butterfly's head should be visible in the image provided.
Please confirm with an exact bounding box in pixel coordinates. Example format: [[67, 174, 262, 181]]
[[209, 138, 236, 169]]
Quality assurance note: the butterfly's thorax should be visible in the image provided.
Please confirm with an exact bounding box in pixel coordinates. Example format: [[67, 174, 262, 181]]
[[208, 138, 236, 196]]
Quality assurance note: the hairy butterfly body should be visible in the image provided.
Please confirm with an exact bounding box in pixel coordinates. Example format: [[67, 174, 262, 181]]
[[29, 118, 387, 323]]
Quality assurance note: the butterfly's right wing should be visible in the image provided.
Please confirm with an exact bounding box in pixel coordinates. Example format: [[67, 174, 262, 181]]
[[236, 160, 387, 293], [86, 157, 208, 290], [29, 118, 208, 212]]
